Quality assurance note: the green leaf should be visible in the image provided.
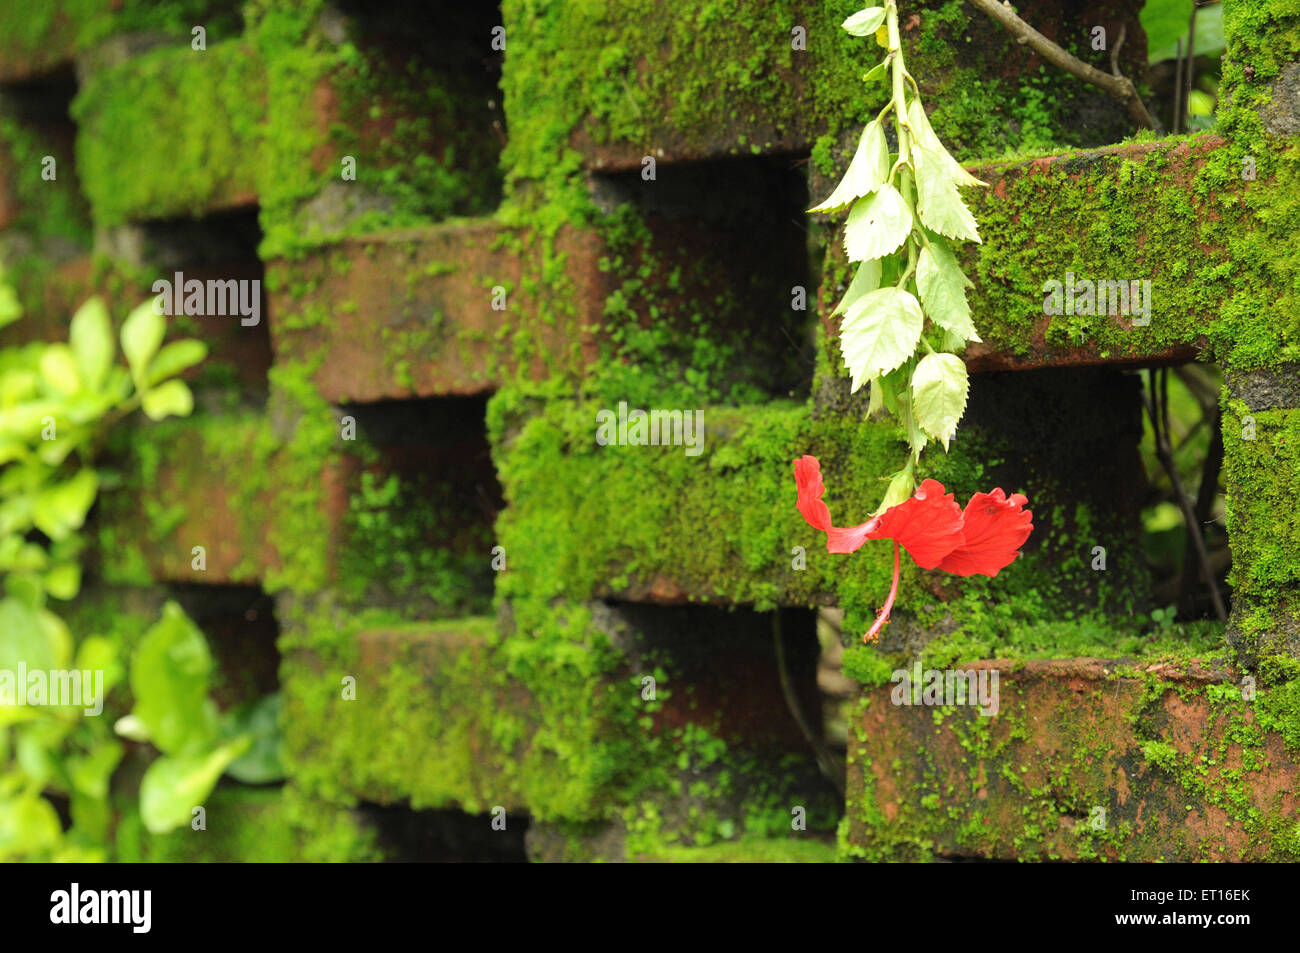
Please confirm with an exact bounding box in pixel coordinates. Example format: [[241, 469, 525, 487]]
[[31, 469, 98, 542], [146, 339, 207, 386], [129, 602, 218, 755], [911, 352, 969, 450], [915, 147, 981, 243], [917, 241, 981, 343], [839, 286, 924, 389], [0, 793, 61, 858], [863, 60, 888, 85], [810, 120, 890, 213], [906, 97, 986, 188], [68, 740, 124, 799], [0, 283, 22, 330], [138, 737, 252, 834], [842, 6, 886, 36], [44, 562, 80, 600], [844, 184, 912, 262], [39, 345, 80, 396], [875, 467, 916, 514], [120, 299, 166, 386], [69, 298, 114, 393], [223, 693, 286, 784], [833, 258, 882, 317], [1141, 0, 1196, 63], [141, 379, 193, 421]]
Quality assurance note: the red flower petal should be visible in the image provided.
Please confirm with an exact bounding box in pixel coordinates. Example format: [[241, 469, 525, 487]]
[[793, 455, 877, 553], [793, 456, 832, 532], [937, 489, 1034, 577], [869, 479, 965, 569]]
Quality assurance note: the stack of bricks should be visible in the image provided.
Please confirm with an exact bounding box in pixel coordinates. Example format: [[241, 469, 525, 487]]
[[1, 0, 1297, 861]]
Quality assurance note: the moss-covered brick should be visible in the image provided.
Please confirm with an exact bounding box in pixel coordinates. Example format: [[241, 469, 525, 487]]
[[115, 783, 381, 862], [490, 365, 1149, 641], [845, 657, 1300, 861], [248, 0, 502, 258], [280, 598, 839, 846], [501, 0, 1140, 201], [71, 39, 266, 226], [267, 202, 809, 405]]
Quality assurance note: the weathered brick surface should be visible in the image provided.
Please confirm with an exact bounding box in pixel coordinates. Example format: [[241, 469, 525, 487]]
[[846, 658, 1300, 861]]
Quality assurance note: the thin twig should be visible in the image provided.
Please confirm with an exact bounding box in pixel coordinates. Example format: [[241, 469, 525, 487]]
[[773, 611, 845, 796], [1143, 370, 1227, 622], [967, 0, 1159, 131], [1110, 22, 1126, 78], [1184, 4, 1199, 133], [1173, 38, 1184, 134]]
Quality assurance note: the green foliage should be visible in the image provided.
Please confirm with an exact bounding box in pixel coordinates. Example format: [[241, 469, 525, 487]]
[[0, 276, 274, 858], [812, 2, 982, 511]]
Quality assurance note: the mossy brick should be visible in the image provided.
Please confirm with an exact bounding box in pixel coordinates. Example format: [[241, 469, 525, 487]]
[[0, 1, 246, 84], [280, 599, 837, 842], [490, 365, 1148, 638], [501, 0, 1140, 185], [266, 206, 806, 402], [252, 0, 502, 249], [71, 38, 266, 226], [844, 657, 1300, 861], [816, 135, 1251, 380]]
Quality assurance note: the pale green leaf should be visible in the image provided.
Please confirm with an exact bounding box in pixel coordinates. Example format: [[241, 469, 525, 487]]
[[810, 120, 890, 213], [917, 241, 981, 343], [69, 298, 114, 393], [915, 146, 981, 243], [138, 737, 252, 834], [911, 352, 969, 450], [844, 184, 912, 262], [839, 286, 924, 388], [39, 345, 80, 396], [875, 467, 916, 515], [906, 97, 986, 188], [842, 6, 886, 36], [833, 258, 882, 317], [31, 469, 98, 542], [141, 379, 193, 421], [120, 299, 166, 385], [146, 339, 207, 386], [1142, 0, 1196, 62], [129, 602, 218, 756], [44, 562, 80, 600]]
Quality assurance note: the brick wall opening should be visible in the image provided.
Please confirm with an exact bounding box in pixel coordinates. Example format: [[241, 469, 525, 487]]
[[589, 154, 815, 399], [168, 583, 279, 709], [338, 393, 501, 615], [357, 803, 529, 862], [119, 206, 272, 403]]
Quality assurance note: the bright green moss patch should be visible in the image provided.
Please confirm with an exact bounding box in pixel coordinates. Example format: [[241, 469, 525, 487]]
[[72, 40, 266, 226]]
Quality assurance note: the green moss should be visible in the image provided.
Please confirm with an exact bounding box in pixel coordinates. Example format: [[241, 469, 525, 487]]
[[72, 39, 266, 226]]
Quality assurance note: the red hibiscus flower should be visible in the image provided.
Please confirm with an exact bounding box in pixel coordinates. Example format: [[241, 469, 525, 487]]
[[793, 455, 1033, 642]]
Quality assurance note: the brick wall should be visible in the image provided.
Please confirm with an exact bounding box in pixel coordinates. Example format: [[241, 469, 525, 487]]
[[2, 0, 1298, 861]]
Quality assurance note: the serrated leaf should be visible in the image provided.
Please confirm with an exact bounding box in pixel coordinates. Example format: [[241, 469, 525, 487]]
[[141, 379, 193, 421], [833, 258, 882, 317], [69, 298, 114, 393], [839, 286, 924, 389], [810, 121, 890, 213], [911, 352, 969, 450], [844, 184, 912, 262], [120, 300, 166, 387], [915, 146, 981, 243], [917, 242, 981, 343], [907, 97, 986, 188], [842, 6, 886, 36]]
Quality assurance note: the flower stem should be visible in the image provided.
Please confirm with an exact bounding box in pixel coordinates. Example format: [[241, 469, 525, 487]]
[[864, 540, 901, 643]]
